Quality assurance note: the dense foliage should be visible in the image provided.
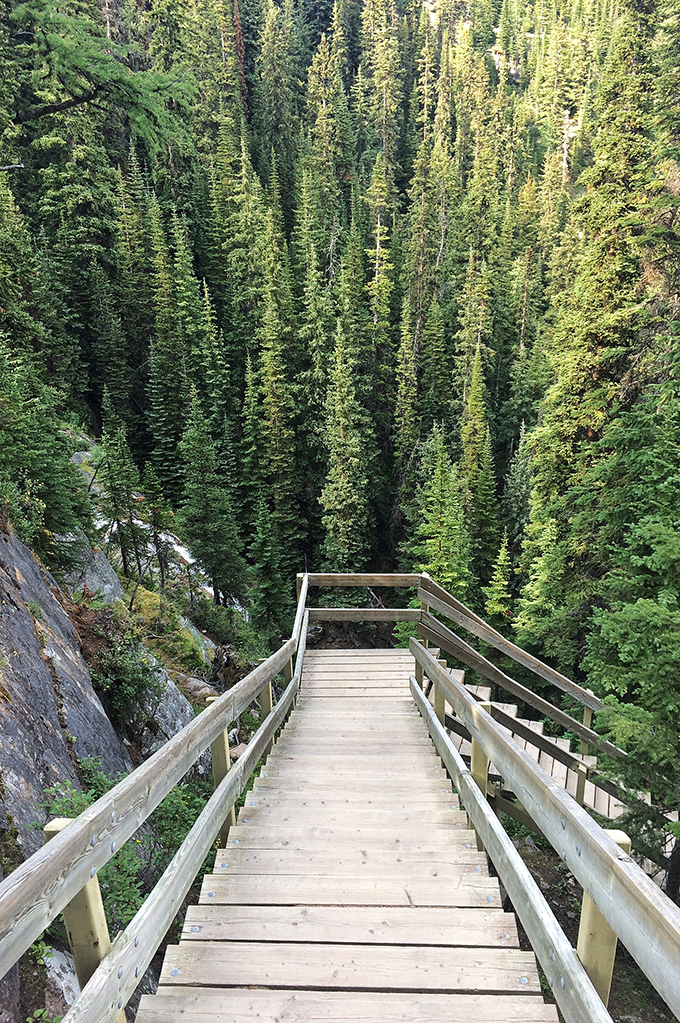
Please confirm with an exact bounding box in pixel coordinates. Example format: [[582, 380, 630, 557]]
[[1, 0, 679, 839]]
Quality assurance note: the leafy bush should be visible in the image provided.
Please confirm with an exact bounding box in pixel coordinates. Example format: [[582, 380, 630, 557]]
[[91, 644, 162, 726]]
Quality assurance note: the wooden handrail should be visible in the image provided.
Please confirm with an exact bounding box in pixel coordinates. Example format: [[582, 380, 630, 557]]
[[62, 613, 309, 1023], [411, 675, 615, 1023], [292, 573, 309, 643], [0, 638, 296, 976], [302, 571, 603, 713], [418, 577, 603, 711], [410, 639, 680, 1020], [308, 607, 421, 622], [306, 573, 421, 587], [419, 612, 625, 760]]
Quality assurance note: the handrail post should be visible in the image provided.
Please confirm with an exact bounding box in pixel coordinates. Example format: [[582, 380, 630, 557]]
[[260, 678, 274, 753], [205, 696, 236, 844], [575, 761, 588, 807], [577, 829, 631, 1005], [581, 698, 594, 756], [43, 819, 126, 1022], [470, 701, 491, 850]]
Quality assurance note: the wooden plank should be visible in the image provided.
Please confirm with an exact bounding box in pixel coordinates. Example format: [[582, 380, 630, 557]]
[[160, 941, 540, 993], [412, 646, 680, 1020], [302, 663, 413, 671], [299, 689, 411, 699], [307, 574, 421, 587], [309, 608, 421, 622], [304, 650, 411, 658], [301, 675, 412, 683], [418, 579, 603, 712], [242, 795, 459, 812], [236, 807, 468, 828], [251, 776, 452, 792], [198, 874, 500, 907], [258, 764, 448, 780], [280, 721, 429, 733], [301, 679, 411, 688], [225, 825, 477, 847], [181, 904, 518, 946], [137, 988, 559, 1022], [276, 735, 433, 748], [0, 633, 298, 974], [210, 849, 487, 874]]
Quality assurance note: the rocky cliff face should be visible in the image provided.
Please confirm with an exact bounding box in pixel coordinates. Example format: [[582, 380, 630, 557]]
[[0, 529, 133, 859]]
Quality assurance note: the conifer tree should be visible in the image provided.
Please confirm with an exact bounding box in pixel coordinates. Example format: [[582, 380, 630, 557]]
[[140, 464, 174, 590], [419, 297, 450, 431], [101, 422, 144, 580], [240, 353, 265, 535], [258, 217, 300, 575], [90, 262, 131, 422], [177, 390, 246, 603], [394, 297, 418, 472], [248, 492, 291, 637], [483, 531, 514, 631], [414, 426, 472, 600], [320, 324, 371, 571]]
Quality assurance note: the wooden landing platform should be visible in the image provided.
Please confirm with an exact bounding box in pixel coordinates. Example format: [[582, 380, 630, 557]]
[[137, 649, 558, 1023]]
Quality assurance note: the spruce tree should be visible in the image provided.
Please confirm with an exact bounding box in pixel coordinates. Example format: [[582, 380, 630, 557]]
[[177, 390, 246, 603], [414, 426, 472, 601], [483, 532, 514, 631], [320, 324, 371, 572]]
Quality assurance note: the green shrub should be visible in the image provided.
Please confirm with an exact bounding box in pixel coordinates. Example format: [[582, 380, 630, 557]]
[[91, 645, 162, 726]]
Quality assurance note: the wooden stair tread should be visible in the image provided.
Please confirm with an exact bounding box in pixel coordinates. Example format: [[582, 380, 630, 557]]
[[158, 941, 542, 993], [137, 988, 559, 1022], [198, 873, 501, 907], [182, 905, 518, 945]]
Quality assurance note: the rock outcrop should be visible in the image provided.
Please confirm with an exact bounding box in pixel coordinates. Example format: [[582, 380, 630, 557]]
[[0, 529, 131, 858]]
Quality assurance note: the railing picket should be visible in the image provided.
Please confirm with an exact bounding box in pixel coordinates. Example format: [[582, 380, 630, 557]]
[[205, 696, 236, 845]]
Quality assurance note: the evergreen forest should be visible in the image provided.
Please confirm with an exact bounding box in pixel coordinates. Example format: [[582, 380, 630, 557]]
[[1, 0, 680, 847]]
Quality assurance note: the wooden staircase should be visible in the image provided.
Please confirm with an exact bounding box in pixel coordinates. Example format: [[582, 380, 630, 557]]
[[417, 644, 623, 820], [137, 649, 559, 1022]]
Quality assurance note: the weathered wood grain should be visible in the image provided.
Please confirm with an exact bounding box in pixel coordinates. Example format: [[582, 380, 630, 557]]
[[159, 941, 540, 992], [197, 873, 500, 907], [181, 904, 517, 945], [137, 988, 559, 1022]]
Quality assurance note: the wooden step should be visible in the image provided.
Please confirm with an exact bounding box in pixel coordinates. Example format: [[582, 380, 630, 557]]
[[181, 904, 519, 946], [198, 873, 501, 907], [138, 988, 559, 1022], [159, 941, 540, 993]]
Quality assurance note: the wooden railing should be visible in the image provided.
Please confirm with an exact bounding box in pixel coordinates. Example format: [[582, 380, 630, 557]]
[[2, 570, 676, 1023], [409, 641, 680, 1021], [410, 674, 615, 1023], [0, 588, 310, 1022]]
